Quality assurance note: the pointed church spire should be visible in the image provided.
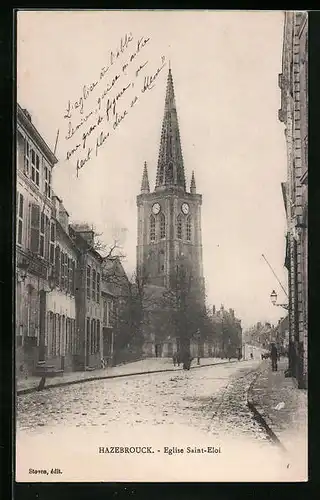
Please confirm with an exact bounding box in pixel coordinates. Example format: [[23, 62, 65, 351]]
[[190, 170, 196, 194], [155, 67, 186, 191], [140, 161, 150, 193]]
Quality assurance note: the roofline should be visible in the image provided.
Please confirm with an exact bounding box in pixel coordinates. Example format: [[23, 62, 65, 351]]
[[17, 103, 58, 166]]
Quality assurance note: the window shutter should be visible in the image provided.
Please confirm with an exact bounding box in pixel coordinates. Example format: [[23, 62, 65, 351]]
[[55, 246, 60, 286], [45, 215, 50, 260], [30, 203, 40, 254], [50, 222, 56, 264]]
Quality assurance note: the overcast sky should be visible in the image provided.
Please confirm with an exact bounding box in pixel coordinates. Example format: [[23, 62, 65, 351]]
[[17, 10, 288, 329]]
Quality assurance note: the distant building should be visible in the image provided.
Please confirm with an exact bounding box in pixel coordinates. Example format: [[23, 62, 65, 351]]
[[278, 11, 308, 388], [16, 105, 58, 378]]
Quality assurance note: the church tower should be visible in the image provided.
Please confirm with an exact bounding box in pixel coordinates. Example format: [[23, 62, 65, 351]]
[[136, 67, 205, 303]]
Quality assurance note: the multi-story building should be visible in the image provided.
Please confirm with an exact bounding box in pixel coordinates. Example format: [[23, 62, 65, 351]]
[[278, 11, 308, 388], [69, 225, 104, 370], [46, 196, 79, 372], [16, 105, 58, 378]]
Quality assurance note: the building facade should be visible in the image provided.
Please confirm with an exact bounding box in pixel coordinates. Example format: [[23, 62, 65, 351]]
[[70, 226, 104, 370], [16, 105, 58, 378], [278, 11, 308, 388], [46, 196, 79, 372]]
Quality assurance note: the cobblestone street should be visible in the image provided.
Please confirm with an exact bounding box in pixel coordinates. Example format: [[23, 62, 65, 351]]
[[16, 360, 301, 482]]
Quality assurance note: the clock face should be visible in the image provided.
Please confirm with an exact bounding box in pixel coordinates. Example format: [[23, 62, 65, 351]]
[[152, 203, 161, 215], [181, 202, 189, 215]]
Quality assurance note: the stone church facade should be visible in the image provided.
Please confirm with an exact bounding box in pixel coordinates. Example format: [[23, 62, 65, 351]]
[[136, 67, 205, 357]]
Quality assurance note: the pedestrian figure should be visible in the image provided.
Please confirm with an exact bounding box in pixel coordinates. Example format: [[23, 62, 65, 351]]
[[197, 356, 200, 365], [182, 352, 192, 370], [173, 352, 181, 367], [250, 353, 253, 360], [270, 343, 278, 372]]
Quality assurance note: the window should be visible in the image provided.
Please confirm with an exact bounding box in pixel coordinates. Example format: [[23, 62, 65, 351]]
[[97, 272, 100, 303], [67, 257, 72, 294], [24, 139, 30, 175], [150, 215, 155, 241], [86, 317, 90, 355], [30, 149, 40, 186], [177, 214, 182, 239], [17, 193, 24, 245], [51, 314, 57, 356], [30, 203, 40, 254], [49, 222, 55, 264], [44, 215, 50, 259], [71, 260, 76, 295], [160, 213, 166, 239], [91, 319, 95, 354], [60, 252, 65, 289], [55, 246, 60, 287], [92, 269, 96, 301], [87, 266, 91, 299], [39, 213, 45, 257], [44, 164, 52, 198], [56, 314, 61, 356], [186, 216, 191, 241], [97, 320, 100, 353]]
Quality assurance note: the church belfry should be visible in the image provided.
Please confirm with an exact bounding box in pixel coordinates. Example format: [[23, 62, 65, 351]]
[[136, 67, 205, 302]]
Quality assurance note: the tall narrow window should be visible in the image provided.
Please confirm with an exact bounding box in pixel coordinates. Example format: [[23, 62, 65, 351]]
[[67, 257, 72, 294], [71, 260, 75, 295], [17, 193, 24, 245], [31, 149, 36, 183], [44, 163, 52, 198], [60, 252, 64, 289], [86, 317, 90, 356], [97, 272, 100, 303], [45, 215, 50, 260], [177, 214, 182, 239], [160, 213, 166, 239], [24, 139, 30, 175], [150, 215, 155, 241], [92, 269, 96, 301], [87, 266, 91, 299], [97, 320, 100, 353], [39, 213, 45, 257], [49, 222, 55, 264], [30, 203, 40, 254], [186, 216, 191, 241], [91, 319, 95, 354], [35, 153, 40, 186], [55, 246, 60, 287]]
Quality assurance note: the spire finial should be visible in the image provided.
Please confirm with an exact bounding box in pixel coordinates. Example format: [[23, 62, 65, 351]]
[[190, 170, 196, 194], [141, 161, 150, 194]]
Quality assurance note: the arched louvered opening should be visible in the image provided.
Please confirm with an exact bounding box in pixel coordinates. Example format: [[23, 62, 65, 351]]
[[177, 214, 182, 239], [160, 213, 166, 239], [186, 215, 191, 241], [150, 214, 156, 241]]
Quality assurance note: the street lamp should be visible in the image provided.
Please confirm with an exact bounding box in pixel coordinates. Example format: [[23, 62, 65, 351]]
[[270, 290, 289, 310]]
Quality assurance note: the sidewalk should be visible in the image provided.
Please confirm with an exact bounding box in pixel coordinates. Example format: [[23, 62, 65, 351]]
[[248, 357, 308, 453], [16, 357, 233, 395]]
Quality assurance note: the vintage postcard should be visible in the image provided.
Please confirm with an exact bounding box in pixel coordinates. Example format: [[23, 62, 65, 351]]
[[15, 10, 308, 482]]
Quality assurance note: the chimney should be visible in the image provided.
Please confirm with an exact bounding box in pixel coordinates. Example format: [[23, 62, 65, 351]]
[[22, 108, 32, 122], [71, 223, 95, 247], [58, 201, 69, 233]]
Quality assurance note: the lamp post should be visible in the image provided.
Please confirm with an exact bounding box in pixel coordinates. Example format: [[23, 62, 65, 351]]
[[270, 289, 294, 376], [270, 290, 289, 310]]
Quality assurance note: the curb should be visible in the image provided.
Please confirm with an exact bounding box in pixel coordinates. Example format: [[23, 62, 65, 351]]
[[17, 359, 238, 396], [247, 369, 286, 452]]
